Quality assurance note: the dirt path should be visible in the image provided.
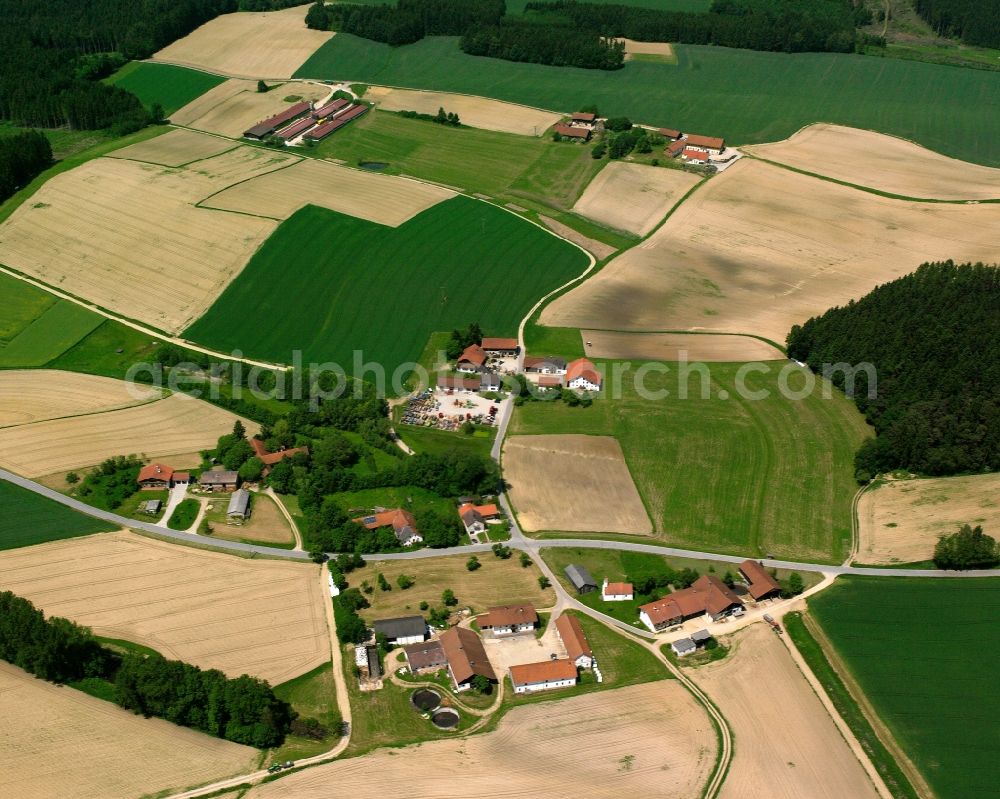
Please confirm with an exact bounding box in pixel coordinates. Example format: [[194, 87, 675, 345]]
[[265, 486, 302, 550]]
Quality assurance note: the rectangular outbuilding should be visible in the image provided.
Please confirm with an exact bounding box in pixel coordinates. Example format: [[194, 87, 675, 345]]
[[564, 563, 597, 594], [509, 659, 578, 693], [373, 615, 427, 646]]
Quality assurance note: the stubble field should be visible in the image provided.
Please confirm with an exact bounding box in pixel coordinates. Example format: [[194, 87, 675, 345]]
[[0, 531, 328, 684], [693, 624, 881, 799], [151, 7, 333, 79], [581, 330, 783, 362], [367, 86, 562, 136], [571, 161, 700, 236], [0, 662, 258, 799], [744, 123, 1000, 200], [0, 369, 160, 427], [108, 127, 234, 166], [504, 435, 652, 534], [247, 680, 715, 799], [857, 474, 1000, 565], [0, 392, 258, 478], [543, 158, 1000, 350]]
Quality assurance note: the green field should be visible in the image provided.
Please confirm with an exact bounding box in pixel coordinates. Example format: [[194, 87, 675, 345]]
[[271, 662, 343, 762], [395, 420, 496, 459], [0, 480, 114, 550], [107, 62, 226, 115], [166, 498, 200, 531], [185, 197, 589, 375], [511, 361, 870, 562], [0, 273, 55, 343], [808, 577, 1000, 799], [45, 319, 165, 379], [0, 297, 104, 368], [296, 37, 1000, 166]]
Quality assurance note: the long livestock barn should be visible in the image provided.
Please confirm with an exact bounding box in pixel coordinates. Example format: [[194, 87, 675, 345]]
[[244, 100, 370, 143], [303, 104, 369, 141], [243, 101, 312, 140]]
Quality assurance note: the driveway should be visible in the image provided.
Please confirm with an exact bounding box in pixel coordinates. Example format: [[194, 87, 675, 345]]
[[158, 483, 189, 529]]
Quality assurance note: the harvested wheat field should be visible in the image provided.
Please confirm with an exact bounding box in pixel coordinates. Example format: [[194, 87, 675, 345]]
[[858, 474, 1000, 565], [0, 662, 258, 799], [504, 435, 652, 534], [573, 162, 700, 236], [350, 553, 555, 620], [0, 370, 160, 427], [620, 39, 675, 61], [367, 86, 562, 136], [0, 150, 295, 331], [172, 78, 329, 138], [0, 392, 258, 477], [744, 123, 1000, 201], [694, 624, 880, 799], [247, 681, 714, 799], [108, 127, 234, 166], [543, 158, 1000, 349], [152, 7, 333, 79], [581, 330, 783, 362], [203, 157, 454, 225], [0, 531, 327, 684]]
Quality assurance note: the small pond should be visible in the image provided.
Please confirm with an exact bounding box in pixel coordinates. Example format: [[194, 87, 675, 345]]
[[359, 161, 389, 171]]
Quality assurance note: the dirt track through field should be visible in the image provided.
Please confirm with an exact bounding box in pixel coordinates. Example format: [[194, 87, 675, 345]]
[[246, 680, 714, 799], [0, 370, 160, 427], [0, 392, 258, 477], [0, 662, 258, 799], [858, 474, 1000, 564], [202, 157, 455, 226], [0, 531, 327, 684], [581, 330, 783, 362], [0, 150, 294, 332], [543, 158, 1000, 350], [572, 162, 700, 236], [504, 435, 652, 534], [151, 7, 333, 79], [620, 39, 675, 60], [172, 79, 329, 138], [367, 86, 562, 136], [744, 123, 1000, 200], [109, 128, 234, 166], [693, 624, 881, 799]]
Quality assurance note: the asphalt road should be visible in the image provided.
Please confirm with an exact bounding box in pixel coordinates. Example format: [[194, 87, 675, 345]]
[[5, 468, 998, 578]]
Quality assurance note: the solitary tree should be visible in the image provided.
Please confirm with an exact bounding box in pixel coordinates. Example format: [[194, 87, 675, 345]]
[[934, 524, 999, 569], [377, 572, 391, 591], [65, 471, 80, 485], [470, 674, 493, 695], [466, 556, 481, 572], [538, 576, 550, 589], [257, 80, 268, 93], [442, 588, 457, 606], [232, 420, 247, 440], [519, 552, 531, 568], [397, 574, 414, 590]]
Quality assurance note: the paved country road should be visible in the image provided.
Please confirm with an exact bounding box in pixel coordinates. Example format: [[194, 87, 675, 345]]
[[4, 468, 998, 578]]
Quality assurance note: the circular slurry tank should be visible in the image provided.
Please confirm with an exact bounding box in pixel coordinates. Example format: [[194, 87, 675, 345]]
[[431, 708, 460, 729], [411, 688, 441, 712]]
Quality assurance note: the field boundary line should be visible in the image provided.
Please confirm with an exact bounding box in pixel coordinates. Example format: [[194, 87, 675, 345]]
[[0, 392, 166, 431], [578, 327, 787, 356], [847, 478, 876, 566], [800, 612, 933, 798]]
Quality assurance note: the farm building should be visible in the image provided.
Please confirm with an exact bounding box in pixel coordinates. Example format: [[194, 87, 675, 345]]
[[684, 133, 725, 154], [639, 576, 744, 632], [137, 463, 174, 489], [173, 471, 190, 484], [681, 148, 709, 163], [691, 629, 712, 647], [367, 645, 383, 680], [226, 488, 251, 522], [436, 375, 481, 394], [671, 637, 696, 657], [566, 358, 602, 391], [458, 502, 500, 534], [353, 508, 422, 546], [243, 101, 312, 140], [199, 470, 239, 492], [274, 116, 316, 142], [303, 103, 370, 141], [509, 659, 578, 694], [659, 127, 682, 140], [537, 375, 563, 389], [373, 615, 427, 646], [314, 98, 349, 118], [570, 112, 597, 128], [480, 372, 502, 392], [556, 614, 594, 669], [481, 337, 519, 356], [554, 123, 591, 141], [142, 499, 162, 515], [523, 355, 567, 375], [250, 438, 309, 475], [739, 560, 782, 601], [564, 563, 598, 594], [457, 343, 487, 372], [439, 625, 497, 691], [403, 640, 447, 673], [665, 139, 687, 158], [602, 578, 634, 602], [478, 604, 538, 636]]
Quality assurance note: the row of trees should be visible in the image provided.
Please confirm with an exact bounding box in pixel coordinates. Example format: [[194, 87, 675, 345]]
[[310, 0, 505, 45], [934, 524, 999, 570], [0, 592, 293, 747], [787, 261, 1000, 477], [0, 131, 52, 204], [914, 0, 1000, 49], [460, 22, 625, 69]]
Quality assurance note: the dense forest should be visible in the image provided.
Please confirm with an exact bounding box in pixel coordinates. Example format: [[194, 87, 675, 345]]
[[0, 0, 237, 130], [0, 591, 293, 747], [313, 0, 505, 45], [914, 0, 1000, 49], [0, 131, 52, 204], [461, 21, 625, 69], [787, 261, 1000, 477]]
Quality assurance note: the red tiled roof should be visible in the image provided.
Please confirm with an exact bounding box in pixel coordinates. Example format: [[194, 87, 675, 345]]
[[481, 337, 518, 351], [682, 148, 709, 162], [555, 614, 592, 662], [250, 439, 268, 457], [437, 375, 480, 391], [739, 559, 782, 600], [554, 124, 590, 139], [259, 446, 308, 466], [666, 139, 686, 156], [509, 659, 577, 686], [353, 508, 417, 534], [603, 581, 633, 597], [538, 375, 563, 388], [274, 116, 316, 140], [440, 626, 496, 684], [458, 344, 486, 366], [137, 463, 173, 483], [172, 471, 190, 483], [566, 358, 601, 387], [314, 98, 349, 118], [660, 127, 681, 139], [685, 133, 724, 150], [571, 112, 596, 122], [478, 604, 538, 629], [459, 502, 498, 518], [640, 576, 742, 624]]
